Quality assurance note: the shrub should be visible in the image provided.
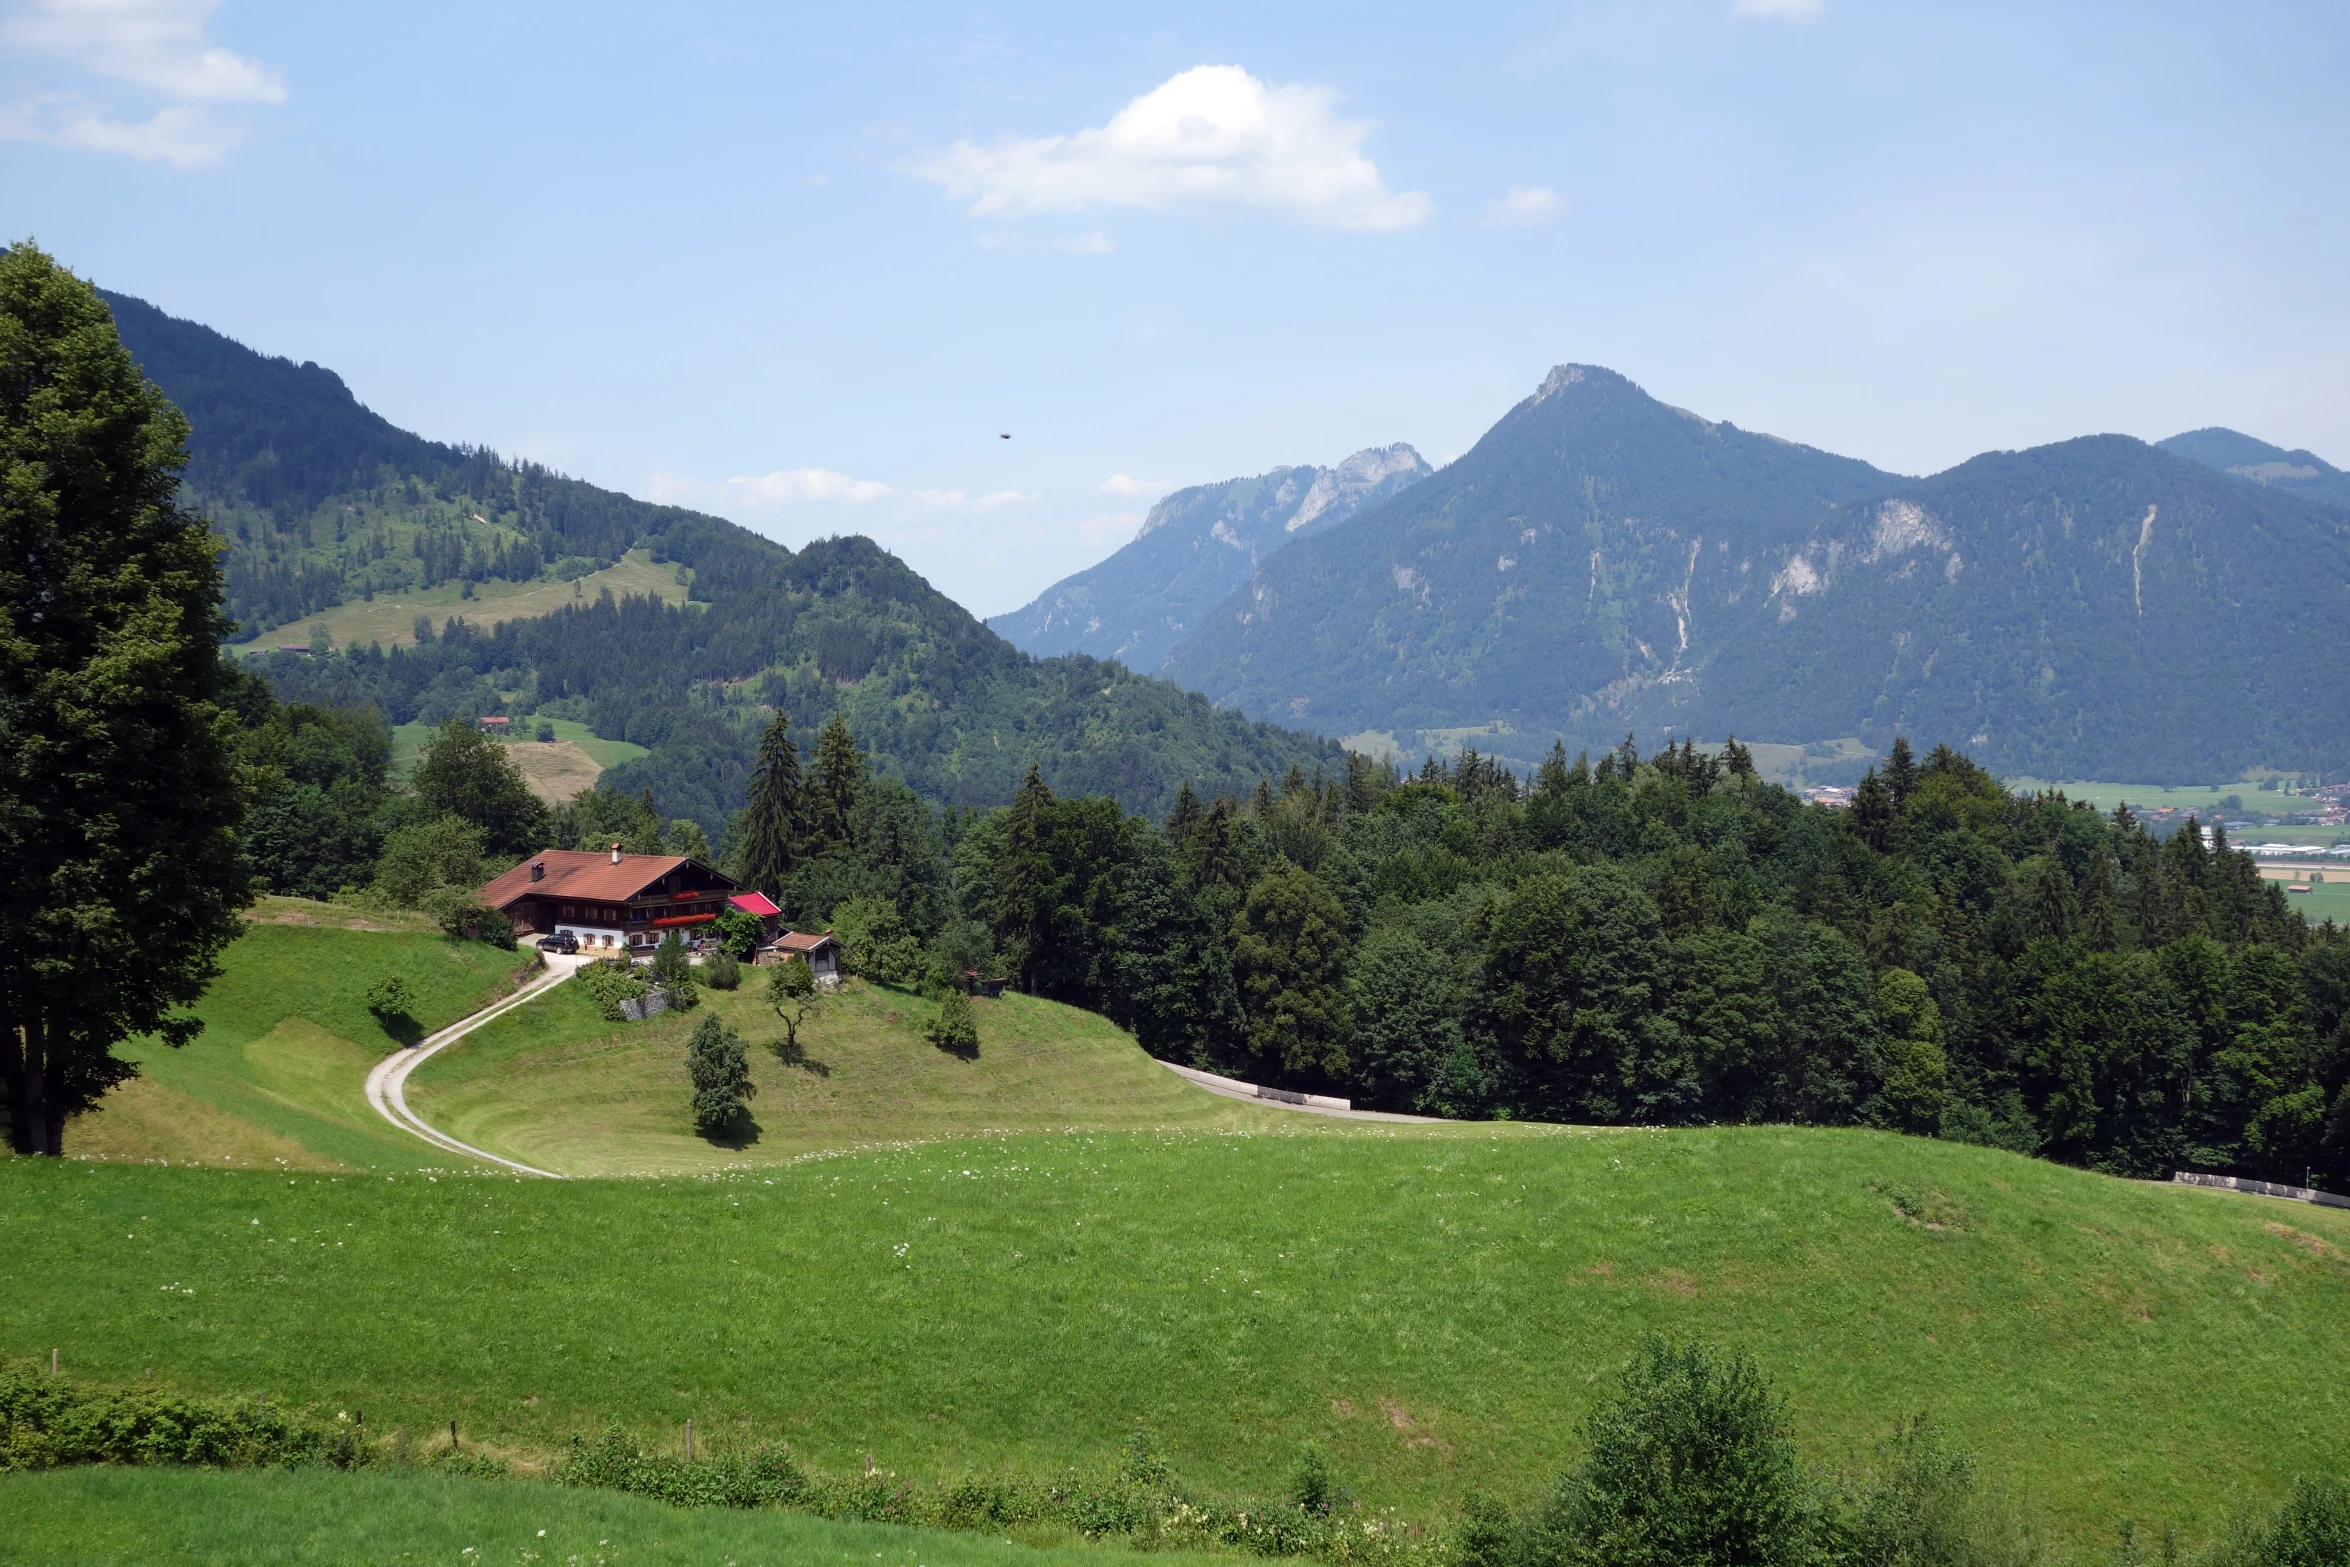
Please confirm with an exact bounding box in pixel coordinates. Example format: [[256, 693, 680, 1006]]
[[558, 1427, 804, 1509], [363, 974, 415, 1019], [1519, 1338, 1814, 1567], [370, 815, 488, 910], [576, 959, 648, 1022], [0, 1363, 363, 1472], [2205, 1478, 2350, 1567], [925, 988, 979, 1054], [701, 946, 742, 990], [686, 1013, 755, 1136], [420, 889, 514, 947], [712, 906, 764, 959]]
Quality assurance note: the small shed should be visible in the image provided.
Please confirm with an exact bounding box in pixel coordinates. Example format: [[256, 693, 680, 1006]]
[[768, 929, 844, 987]]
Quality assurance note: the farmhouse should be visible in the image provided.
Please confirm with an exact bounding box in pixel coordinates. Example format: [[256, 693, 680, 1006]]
[[478, 845, 772, 955]]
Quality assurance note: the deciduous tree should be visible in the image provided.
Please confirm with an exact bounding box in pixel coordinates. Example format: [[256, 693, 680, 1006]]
[[0, 244, 251, 1155]]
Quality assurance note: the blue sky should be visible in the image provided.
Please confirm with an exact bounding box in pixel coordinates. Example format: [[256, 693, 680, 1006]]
[[5, 1, 2345, 618]]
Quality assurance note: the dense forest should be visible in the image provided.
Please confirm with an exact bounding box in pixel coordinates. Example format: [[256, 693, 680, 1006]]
[[246, 671, 2350, 1188]]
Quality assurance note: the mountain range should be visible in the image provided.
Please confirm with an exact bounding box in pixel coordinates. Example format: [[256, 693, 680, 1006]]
[[100, 289, 1339, 829], [1159, 365, 2350, 782], [2157, 426, 2350, 511], [989, 443, 1429, 670]]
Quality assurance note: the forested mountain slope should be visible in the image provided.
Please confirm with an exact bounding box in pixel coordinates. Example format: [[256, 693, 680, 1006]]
[[989, 443, 1429, 670], [2158, 425, 2350, 511], [1166, 365, 2350, 781], [1163, 365, 1900, 758], [103, 288, 1337, 829]]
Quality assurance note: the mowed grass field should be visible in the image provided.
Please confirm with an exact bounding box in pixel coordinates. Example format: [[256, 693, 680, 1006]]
[[9, 1125, 2349, 1551], [63, 911, 538, 1172], [0, 1465, 1232, 1567], [244, 549, 688, 654], [404, 974, 1291, 1175], [390, 716, 649, 785]]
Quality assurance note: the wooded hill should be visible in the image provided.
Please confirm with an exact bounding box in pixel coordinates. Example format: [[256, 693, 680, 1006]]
[[1164, 365, 2350, 783], [104, 289, 1337, 828]]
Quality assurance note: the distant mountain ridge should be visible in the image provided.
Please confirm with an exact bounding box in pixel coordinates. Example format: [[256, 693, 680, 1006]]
[[989, 443, 1430, 669], [2158, 426, 2350, 511], [98, 287, 1339, 827], [1163, 365, 2350, 782]]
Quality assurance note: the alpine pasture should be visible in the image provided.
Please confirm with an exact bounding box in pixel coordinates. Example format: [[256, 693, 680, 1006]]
[[10, 911, 2350, 1559]]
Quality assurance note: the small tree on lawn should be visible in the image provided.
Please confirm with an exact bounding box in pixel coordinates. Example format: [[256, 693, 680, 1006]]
[[768, 955, 818, 1054], [925, 987, 979, 1055], [652, 929, 692, 988], [364, 975, 416, 1019], [685, 1013, 753, 1137]]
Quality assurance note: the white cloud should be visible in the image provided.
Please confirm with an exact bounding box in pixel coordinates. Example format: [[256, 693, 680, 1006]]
[[1486, 184, 1564, 227], [1731, 0, 1827, 20], [906, 64, 1430, 232], [726, 467, 890, 505], [1096, 473, 1166, 498], [914, 488, 1037, 509], [1, 0, 285, 168], [4, 0, 285, 101], [0, 93, 238, 167]]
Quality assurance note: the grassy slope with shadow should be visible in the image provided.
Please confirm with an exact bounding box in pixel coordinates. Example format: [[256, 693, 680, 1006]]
[[57, 907, 534, 1171], [403, 977, 1291, 1176], [0, 1463, 1235, 1567], [5, 1129, 2347, 1556]]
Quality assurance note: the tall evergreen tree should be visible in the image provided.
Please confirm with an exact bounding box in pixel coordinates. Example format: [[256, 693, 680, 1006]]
[[1, 244, 250, 1156], [808, 711, 866, 854], [1164, 779, 1204, 845], [1883, 735, 1918, 808], [996, 763, 1054, 989], [736, 710, 804, 899]]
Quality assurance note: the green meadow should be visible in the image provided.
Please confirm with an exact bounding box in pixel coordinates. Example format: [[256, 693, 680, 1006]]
[[0, 1466, 1228, 1567], [390, 715, 649, 779], [67, 914, 536, 1172], [16, 907, 2350, 1560], [9, 1125, 2348, 1553]]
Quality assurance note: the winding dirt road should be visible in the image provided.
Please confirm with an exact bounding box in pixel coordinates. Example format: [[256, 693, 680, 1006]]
[[363, 954, 586, 1178]]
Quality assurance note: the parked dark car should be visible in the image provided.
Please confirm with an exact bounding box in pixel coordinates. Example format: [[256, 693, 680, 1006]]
[[537, 932, 579, 954]]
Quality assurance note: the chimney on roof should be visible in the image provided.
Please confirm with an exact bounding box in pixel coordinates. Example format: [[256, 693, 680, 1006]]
[[611, 842, 622, 865], [530, 860, 544, 882]]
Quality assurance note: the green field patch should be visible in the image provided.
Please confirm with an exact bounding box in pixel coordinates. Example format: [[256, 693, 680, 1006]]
[[61, 915, 535, 1171], [405, 978, 1294, 1176], [0, 1465, 1229, 1567], [244, 548, 689, 656], [6, 1131, 2347, 1555], [391, 715, 649, 780]]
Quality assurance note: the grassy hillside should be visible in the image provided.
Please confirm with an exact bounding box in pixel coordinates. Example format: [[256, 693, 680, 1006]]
[[0, 1466, 1229, 1567], [62, 912, 535, 1172], [404, 977, 1289, 1176], [251, 547, 688, 652], [7, 1127, 2346, 1553]]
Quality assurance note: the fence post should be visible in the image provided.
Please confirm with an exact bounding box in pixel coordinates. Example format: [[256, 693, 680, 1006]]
[[686, 1417, 694, 1461]]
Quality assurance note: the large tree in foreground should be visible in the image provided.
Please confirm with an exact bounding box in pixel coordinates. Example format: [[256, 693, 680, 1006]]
[[0, 242, 249, 1155]]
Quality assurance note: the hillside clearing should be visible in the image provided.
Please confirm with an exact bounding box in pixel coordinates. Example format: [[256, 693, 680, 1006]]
[[244, 549, 687, 653]]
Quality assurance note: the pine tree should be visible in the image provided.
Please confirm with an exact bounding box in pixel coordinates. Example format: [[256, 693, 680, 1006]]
[[1721, 735, 1756, 779], [808, 711, 866, 855], [1849, 769, 1896, 853], [1, 244, 251, 1156], [1164, 780, 1204, 845], [737, 710, 804, 899], [1538, 740, 1573, 795], [996, 763, 1054, 990], [1884, 736, 1918, 808], [1195, 795, 1243, 890]]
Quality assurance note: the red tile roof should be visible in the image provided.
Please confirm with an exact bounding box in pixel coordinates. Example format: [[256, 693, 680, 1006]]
[[729, 892, 781, 917], [479, 849, 694, 909]]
